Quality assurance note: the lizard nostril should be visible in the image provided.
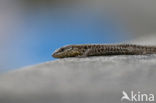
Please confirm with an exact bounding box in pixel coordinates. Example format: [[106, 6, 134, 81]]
[[52, 53, 55, 57], [52, 52, 58, 58]]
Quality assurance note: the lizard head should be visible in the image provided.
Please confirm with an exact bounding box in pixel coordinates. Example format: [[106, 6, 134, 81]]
[[52, 45, 82, 58]]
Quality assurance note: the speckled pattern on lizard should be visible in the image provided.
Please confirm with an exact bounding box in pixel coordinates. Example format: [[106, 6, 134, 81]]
[[52, 44, 156, 58]]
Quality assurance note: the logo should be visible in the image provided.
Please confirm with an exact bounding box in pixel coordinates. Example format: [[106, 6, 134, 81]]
[[121, 91, 155, 102]]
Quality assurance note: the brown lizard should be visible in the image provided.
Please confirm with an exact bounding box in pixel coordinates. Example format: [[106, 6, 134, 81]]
[[52, 44, 156, 58]]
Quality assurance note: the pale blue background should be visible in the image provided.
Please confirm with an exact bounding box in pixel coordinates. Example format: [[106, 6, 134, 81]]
[[0, 2, 131, 72]]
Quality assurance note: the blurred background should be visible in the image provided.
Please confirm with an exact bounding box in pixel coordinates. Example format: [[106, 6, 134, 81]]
[[0, 0, 156, 72]]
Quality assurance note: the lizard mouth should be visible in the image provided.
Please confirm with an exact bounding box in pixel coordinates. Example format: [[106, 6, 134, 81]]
[[52, 52, 60, 58], [52, 51, 68, 58]]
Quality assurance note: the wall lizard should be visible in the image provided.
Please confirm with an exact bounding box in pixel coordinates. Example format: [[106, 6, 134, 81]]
[[52, 44, 156, 58]]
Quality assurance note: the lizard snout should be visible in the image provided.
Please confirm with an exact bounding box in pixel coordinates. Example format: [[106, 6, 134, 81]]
[[52, 52, 59, 58]]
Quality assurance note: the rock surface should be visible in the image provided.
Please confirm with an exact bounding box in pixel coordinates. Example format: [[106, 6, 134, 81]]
[[0, 35, 156, 103]]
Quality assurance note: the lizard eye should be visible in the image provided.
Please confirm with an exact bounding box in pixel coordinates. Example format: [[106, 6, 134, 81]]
[[58, 48, 64, 52]]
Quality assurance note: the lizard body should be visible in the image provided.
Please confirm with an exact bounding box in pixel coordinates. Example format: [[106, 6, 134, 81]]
[[52, 44, 156, 58]]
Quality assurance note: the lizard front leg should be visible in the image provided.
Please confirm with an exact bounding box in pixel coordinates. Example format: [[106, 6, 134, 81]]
[[78, 49, 96, 58]]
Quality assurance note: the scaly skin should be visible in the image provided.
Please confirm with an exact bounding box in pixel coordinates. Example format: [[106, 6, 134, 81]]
[[52, 44, 156, 58]]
